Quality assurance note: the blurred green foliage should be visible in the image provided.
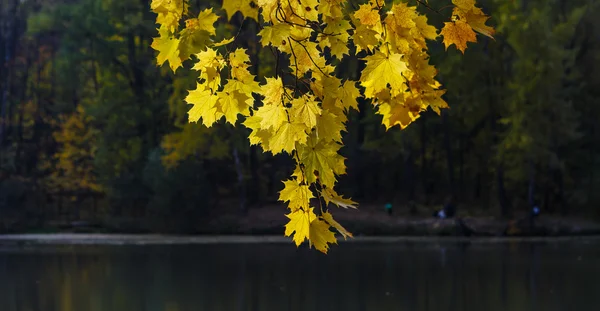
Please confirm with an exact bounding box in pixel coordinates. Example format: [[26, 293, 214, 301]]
[[0, 0, 599, 232]]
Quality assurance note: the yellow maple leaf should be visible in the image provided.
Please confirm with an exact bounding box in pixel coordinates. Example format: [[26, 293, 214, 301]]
[[315, 110, 344, 143], [255, 102, 287, 130], [452, 0, 476, 10], [461, 8, 495, 39], [178, 10, 218, 60], [378, 101, 419, 129], [285, 207, 317, 246], [268, 121, 309, 155], [440, 20, 477, 53], [386, 2, 417, 29], [352, 24, 380, 53], [413, 15, 438, 41], [192, 48, 224, 71], [228, 48, 259, 85], [429, 94, 449, 115], [290, 97, 322, 129], [186, 84, 222, 126], [229, 48, 250, 67], [258, 24, 292, 49], [192, 48, 225, 92], [451, 1, 495, 40], [222, 0, 259, 21], [151, 27, 182, 72], [218, 84, 252, 124], [321, 211, 353, 239], [150, 0, 188, 15], [217, 93, 248, 124], [192, 8, 219, 35], [291, 0, 319, 22], [406, 51, 440, 91], [339, 81, 360, 112], [212, 37, 234, 47], [360, 51, 409, 98], [291, 164, 306, 183], [309, 218, 337, 253], [260, 77, 286, 105], [383, 30, 411, 55], [222, 79, 261, 99], [279, 180, 314, 211], [319, 19, 352, 60], [310, 72, 341, 100], [319, 0, 345, 19], [243, 115, 272, 147], [156, 13, 181, 33], [151, 0, 187, 33], [290, 27, 314, 43], [258, 0, 278, 22], [322, 187, 357, 209], [298, 134, 345, 188], [178, 29, 212, 61], [150, 0, 172, 13], [289, 41, 325, 76], [353, 4, 380, 27], [320, 36, 349, 60]]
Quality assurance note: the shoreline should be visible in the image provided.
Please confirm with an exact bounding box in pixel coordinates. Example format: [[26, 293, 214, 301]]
[[2, 233, 600, 246], [4, 206, 600, 239]]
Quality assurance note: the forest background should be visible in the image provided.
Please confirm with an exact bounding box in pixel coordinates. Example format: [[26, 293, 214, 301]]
[[1, 0, 599, 234]]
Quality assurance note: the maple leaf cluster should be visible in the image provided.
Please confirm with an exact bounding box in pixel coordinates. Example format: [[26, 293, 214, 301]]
[[149, 0, 494, 253]]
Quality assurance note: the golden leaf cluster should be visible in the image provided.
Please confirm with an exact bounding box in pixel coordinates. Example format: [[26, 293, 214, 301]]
[[150, 0, 494, 253]]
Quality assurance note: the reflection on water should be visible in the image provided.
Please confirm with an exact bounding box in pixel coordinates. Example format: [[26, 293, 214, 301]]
[[1, 239, 599, 311]]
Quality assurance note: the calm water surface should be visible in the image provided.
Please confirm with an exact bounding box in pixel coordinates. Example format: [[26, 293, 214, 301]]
[[1, 239, 599, 311]]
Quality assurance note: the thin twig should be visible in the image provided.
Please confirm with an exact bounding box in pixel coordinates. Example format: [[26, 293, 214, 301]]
[[288, 38, 300, 96], [415, 0, 444, 16], [222, 18, 247, 68], [289, 37, 327, 75]]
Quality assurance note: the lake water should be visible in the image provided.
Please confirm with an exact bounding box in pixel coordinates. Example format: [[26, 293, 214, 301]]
[[1, 238, 599, 311]]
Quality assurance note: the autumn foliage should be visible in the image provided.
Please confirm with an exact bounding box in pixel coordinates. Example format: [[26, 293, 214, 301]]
[[149, 0, 494, 253]]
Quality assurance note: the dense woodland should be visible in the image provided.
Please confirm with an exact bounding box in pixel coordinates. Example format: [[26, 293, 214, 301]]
[[1, 0, 599, 232]]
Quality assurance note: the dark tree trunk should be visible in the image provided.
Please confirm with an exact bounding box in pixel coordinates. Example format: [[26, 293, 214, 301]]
[[497, 163, 509, 218], [557, 169, 566, 215], [459, 131, 465, 200], [248, 145, 260, 205], [127, 33, 152, 145], [28, 44, 44, 176], [589, 121, 596, 203], [442, 110, 456, 198], [528, 160, 536, 207], [404, 147, 416, 201], [13, 50, 31, 174], [233, 147, 247, 215], [420, 118, 428, 199], [428, 135, 438, 200], [0, 0, 18, 150], [354, 99, 366, 200], [543, 183, 551, 213]]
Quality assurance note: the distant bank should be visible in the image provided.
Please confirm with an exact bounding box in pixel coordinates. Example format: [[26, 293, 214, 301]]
[[2, 233, 600, 247], [2, 215, 600, 238]]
